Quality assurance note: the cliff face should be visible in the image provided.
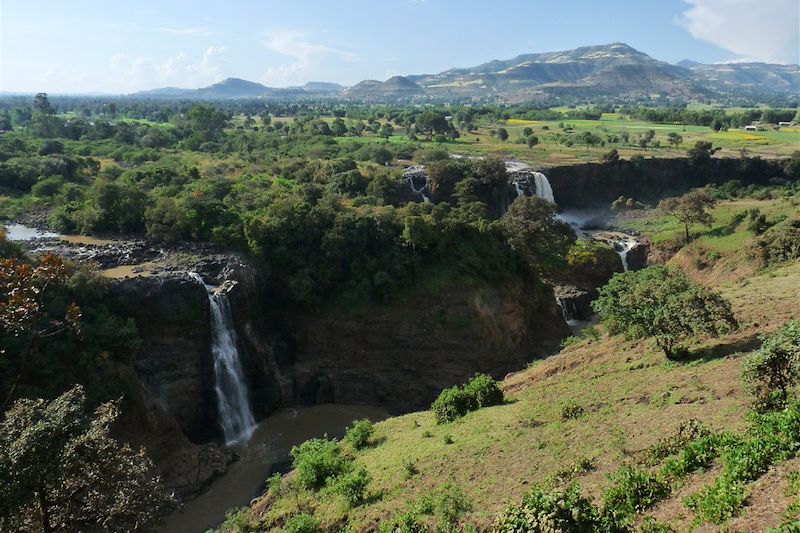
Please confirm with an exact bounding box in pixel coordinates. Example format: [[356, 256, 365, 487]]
[[106, 276, 219, 444], [288, 278, 570, 413], [548, 157, 785, 209]]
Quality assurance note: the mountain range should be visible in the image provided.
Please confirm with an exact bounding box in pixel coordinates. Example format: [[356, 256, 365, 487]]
[[134, 43, 800, 102]]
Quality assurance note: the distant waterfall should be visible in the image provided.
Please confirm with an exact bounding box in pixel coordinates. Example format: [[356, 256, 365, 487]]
[[505, 161, 555, 204], [612, 239, 637, 272], [189, 272, 256, 445], [403, 165, 430, 202]]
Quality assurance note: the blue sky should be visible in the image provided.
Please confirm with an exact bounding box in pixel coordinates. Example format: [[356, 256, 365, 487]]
[[1, 0, 798, 94]]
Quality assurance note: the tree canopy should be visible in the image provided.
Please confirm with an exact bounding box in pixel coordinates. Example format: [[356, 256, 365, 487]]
[[593, 266, 737, 358], [0, 385, 174, 532]]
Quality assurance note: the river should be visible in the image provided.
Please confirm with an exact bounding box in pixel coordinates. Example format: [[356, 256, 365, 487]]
[[158, 404, 388, 533]]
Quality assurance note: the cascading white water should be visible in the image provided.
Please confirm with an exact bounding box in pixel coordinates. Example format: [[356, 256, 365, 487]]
[[531, 172, 555, 203], [189, 272, 256, 445], [612, 239, 637, 272]]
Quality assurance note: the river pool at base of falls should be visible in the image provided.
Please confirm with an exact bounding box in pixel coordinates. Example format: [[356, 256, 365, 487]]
[[158, 404, 388, 533]]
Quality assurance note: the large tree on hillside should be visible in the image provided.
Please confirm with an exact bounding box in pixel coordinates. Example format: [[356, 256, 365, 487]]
[[658, 190, 716, 244], [592, 266, 738, 358], [501, 196, 575, 271], [0, 386, 174, 532]]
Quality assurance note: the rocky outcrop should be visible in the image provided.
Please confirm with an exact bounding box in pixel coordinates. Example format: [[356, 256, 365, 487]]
[[288, 278, 569, 413], [553, 285, 595, 321], [625, 240, 650, 270]]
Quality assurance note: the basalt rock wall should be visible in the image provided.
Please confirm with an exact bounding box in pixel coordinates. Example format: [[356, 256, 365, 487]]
[[547, 156, 786, 209]]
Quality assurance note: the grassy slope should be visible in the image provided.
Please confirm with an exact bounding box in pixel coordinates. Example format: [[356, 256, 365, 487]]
[[243, 195, 800, 531]]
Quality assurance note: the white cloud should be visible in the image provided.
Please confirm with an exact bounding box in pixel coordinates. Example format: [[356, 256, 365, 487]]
[[677, 0, 799, 64], [260, 29, 356, 86], [158, 27, 212, 37], [107, 47, 228, 92]]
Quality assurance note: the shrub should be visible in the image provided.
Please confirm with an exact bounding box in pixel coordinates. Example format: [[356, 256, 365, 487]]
[[462, 373, 504, 408], [431, 374, 504, 424], [432, 483, 472, 531], [284, 513, 320, 533], [330, 467, 371, 506], [431, 386, 476, 423], [494, 484, 602, 532], [267, 473, 283, 495], [744, 320, 800, 412], [290, 438, 349, 490], [756, 218, 800, 265], [403, 459, 419, 479], [661, 433, 734, 479], [684, 479, 748, 524], [379, 510, 427, 533], [31, 175, 66, 197], [602, 467, 670, 525], [344, 419, 375, 450], [561, 401, 585, 421]]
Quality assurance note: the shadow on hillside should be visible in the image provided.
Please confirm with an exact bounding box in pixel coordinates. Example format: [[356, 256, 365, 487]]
[[675, 334, 761, 363], [703, 218, 742, 239]]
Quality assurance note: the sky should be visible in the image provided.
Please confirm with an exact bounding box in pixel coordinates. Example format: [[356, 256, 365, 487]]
[[1, 0, 798, 94]]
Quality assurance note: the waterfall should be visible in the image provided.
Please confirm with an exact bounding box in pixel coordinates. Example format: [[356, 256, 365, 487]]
[[505, 160, 555, 204], [403, 165, 429, 201], [531, 172, 555, 203], [612, 239, 637, 272], [189, 272, 256, 445]]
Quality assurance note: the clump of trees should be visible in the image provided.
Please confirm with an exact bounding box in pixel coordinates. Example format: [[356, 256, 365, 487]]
[[593, 266, 737, 358], [0, 386, 174, 532]]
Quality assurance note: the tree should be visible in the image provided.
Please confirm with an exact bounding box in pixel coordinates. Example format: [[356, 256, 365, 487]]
[[593, 266, 737, 358], [743, 320, 800, 412], [526, 135, 539, 149], [658, 190, 716, 244], [0, 254, 80, 412], [0, 386, 174, 532], [415, 111, 450, 140], [501, 196, 576, 271], [667, 132, 683, 149], [601, 149, 619, 163], [496, 128, 509, 141], [687, 141, 720, 164]]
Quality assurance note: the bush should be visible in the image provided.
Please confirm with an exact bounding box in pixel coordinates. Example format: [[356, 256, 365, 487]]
[[661, 433, 734, 479], [462, 373, 504, 408], [31, 175, 66, 197], [743, 320, 800, 412], [284, 513, 320, 533], [756, 218, 800, 265], [290, 438, 349, 490], [431, 386, 476, 424], [431, 374, 504, 424], [561, 401, 585, 421], [494, 484, 602, 532], [602, 467, 670, 525], [684, 479, 748, 524], [330, 467, 371, 506], [344, 418, 375, 450]]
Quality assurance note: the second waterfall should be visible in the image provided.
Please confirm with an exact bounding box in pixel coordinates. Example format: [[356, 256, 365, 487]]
[[190, 272, 256, 445]]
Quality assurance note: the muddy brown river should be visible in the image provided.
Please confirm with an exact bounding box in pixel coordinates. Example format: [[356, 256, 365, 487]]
[[158, 404, 388, 533]]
